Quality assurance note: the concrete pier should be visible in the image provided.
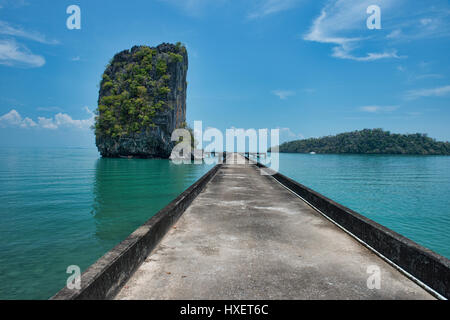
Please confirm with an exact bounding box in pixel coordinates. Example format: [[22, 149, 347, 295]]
[[115, 153, 434, 300]]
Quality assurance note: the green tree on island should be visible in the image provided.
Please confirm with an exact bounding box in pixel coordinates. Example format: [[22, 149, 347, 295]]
[[272, 129, 450, 155]]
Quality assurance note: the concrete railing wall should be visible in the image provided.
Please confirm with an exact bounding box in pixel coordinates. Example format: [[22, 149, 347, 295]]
[[51, 163, 222, 300], [252, 160, 450, 299]]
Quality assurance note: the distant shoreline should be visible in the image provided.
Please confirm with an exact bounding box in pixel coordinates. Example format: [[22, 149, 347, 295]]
[[272, 129, 450, 156], [272, 152, 450, 156]]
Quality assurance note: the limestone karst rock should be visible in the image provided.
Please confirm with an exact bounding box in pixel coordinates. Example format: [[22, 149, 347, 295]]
[[95, 43, 188, 158]]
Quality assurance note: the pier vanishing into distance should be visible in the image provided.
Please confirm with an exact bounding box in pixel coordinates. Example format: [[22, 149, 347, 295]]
[[52, 153, 450, 300]]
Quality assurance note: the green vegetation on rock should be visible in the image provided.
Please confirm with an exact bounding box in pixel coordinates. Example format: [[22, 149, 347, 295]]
[[273, 129, 450, 155], [95, 44, 186, 139]]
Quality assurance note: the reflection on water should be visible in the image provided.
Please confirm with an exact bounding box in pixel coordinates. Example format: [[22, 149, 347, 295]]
[[92, 158, 212, 247]]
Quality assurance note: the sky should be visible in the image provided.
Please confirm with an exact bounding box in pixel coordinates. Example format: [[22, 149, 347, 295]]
[[0, 0, 449, 148]]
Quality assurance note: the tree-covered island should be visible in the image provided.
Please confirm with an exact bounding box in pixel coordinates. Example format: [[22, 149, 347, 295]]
[[271, 129, 450, 155]]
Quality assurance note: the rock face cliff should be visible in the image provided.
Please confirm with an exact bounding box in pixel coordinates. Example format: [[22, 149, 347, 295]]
[[95, 43, 188, 158]]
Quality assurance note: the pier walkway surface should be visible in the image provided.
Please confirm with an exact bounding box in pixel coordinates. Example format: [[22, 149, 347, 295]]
[[116, 153, 433, 299]]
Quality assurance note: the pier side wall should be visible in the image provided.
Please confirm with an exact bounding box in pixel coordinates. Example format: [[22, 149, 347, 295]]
[[254, 160, 450, 299]]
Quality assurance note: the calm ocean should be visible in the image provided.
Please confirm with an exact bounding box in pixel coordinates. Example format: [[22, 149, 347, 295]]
[[0, 147, 213, 299], [275, 153, 450, 259], [0, 148, 449, 299]]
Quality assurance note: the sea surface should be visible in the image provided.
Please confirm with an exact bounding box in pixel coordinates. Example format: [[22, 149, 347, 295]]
[[1, 148, 449, 299], [0, 147, 213, 299], [271, 153, 450, 259]]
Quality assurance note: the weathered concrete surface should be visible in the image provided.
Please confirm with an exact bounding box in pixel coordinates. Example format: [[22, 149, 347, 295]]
[[116, 153, 434, 300]]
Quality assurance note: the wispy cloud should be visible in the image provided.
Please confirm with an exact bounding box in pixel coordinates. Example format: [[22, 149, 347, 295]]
[[0, 21, 59, 44], [0, 39, 45, 67], [0, 20, 58, 68], [332, 44, 401, 61], [0, 107, 94, 130], [272, 89, 295, 100], [0, 17, 58, 68], [405, 85, 450, 100], [248, 0, 301, 19], [0, 0, 29, 9], [359, 105, 399, 113], [386, 9, 450, 41], [396, 63, 445, 83], [303, 0, 403, 62], [386, 29, 402, 39], [278, 127, 304, 142], [160, 0, 228, 16]]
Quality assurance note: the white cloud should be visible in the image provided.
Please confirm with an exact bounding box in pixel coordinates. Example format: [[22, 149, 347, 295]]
[[279, 127, 303, 137], [37, 116, 58, 129], [382, 6, 450, 41], [22, 117, 37, 127], [390, 19, 449, 41], [0, 21, 59, 44], [405, 85, 450, 100], [303, 0, 403, 62], [0, 109, 37, 128], [396, 62, 444, 83], [38, 107, 94, 130], [0, 19, 57, 68], [420, 18, 433, 26], [386, 29, 402, 39], [332, 44, 401, 61], [0, 39, 45, 67], [248, 0, 301, 19], [0, 108, 94, 130], [278, 127, 304, 142], [272, 90, 295, 100], [359, 105, 399, 113]]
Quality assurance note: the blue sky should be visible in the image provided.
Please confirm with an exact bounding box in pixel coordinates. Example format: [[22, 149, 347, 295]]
[[0, 0, 449, 147]]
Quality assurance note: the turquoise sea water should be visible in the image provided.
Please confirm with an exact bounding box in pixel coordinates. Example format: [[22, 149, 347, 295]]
[[271, 153, 450, 259], [1, 149, 449, 299], [0, 148, 213, 300]]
